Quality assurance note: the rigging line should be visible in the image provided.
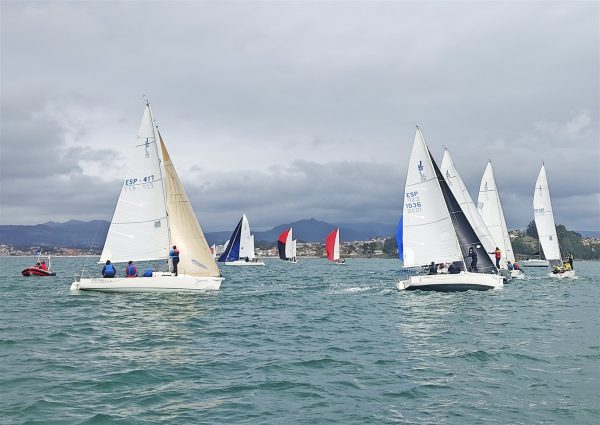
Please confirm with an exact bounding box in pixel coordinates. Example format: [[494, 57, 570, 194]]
[[112, 216, 168, 225], [81, 221, 102, 273]]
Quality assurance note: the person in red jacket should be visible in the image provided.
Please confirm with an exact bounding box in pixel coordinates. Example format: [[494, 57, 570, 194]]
[[488, 247, 501, 269]]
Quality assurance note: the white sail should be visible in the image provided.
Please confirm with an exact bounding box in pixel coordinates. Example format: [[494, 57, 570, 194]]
[[402, 129, 462, 266], [333, 229, 340, 261], [441, 150, 501, 267], [478, 161, 515, 263], [239, 214, 256, 260], [291, 239, 297, 259], [284, 228, 294, 258], [100, 104, 169, 263], [160, 134, 221, 278], [533, 164, 561, 261]]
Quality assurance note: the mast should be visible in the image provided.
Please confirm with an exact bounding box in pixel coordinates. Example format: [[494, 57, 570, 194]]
[[147, 100, 172, 248]]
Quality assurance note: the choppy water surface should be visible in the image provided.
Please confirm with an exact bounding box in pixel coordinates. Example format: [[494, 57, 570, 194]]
[[1, 257, 599, 424]]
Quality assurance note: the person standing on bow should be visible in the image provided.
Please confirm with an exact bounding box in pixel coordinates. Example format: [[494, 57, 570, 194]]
[[169, 245, 180, 276], [488, 247, 501, 269]]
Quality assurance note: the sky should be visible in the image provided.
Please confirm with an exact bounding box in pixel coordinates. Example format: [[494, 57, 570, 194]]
[[1, 1, 599, 232]]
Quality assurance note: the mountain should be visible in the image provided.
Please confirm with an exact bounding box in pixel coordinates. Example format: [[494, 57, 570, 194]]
[[205, 218, 388, 245], [0, 218, 396, 248], [0, 220, 109, 249]]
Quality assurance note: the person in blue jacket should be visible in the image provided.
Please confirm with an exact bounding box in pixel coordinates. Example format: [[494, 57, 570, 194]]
[[125, 260, 138, 277], [102, 260, 116, 278], [169, 245, 180, 276]]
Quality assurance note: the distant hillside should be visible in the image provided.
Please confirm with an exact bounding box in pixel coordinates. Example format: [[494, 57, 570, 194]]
[[205, 218, 384, 245], [1, 218, 394, 248], [0, 220, 109, 249]]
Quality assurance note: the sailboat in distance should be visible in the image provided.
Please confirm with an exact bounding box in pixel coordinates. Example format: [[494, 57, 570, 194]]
[[395, 128, 503, 291], [478, 161, 524, 278], [325, 228, 345, 264], [218, 214, 265, 266], [533, 164, 575, 279], [278, 228, 297, 263], [71, 102, 223, 292]]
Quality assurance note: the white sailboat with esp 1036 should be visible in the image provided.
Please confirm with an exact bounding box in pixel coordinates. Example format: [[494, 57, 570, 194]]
[[218, 214, 265, 266], [533, 164, 575, 279], [478, 161, 524, 279], [395, 128, 503, 292], [71, 102, 223, 292]]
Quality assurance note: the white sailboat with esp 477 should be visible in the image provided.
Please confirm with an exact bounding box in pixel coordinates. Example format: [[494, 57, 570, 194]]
[[395, 128, 503, 292], [71, 102, 223, 292]]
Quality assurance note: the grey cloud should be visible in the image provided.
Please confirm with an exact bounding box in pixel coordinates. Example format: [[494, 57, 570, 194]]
[[1, 1, 598, 230]]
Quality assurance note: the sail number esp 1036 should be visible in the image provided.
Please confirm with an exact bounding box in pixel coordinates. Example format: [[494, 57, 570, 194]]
[[405, 191, 422, 213]]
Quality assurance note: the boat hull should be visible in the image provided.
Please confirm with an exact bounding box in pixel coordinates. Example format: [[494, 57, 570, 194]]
[[548, 270, 576, 279], [224, 260, 265, 266], [71, 273, 223, 293], [22, 267, 56, 277], [510, 269, 525, 279], [396, 272, 504, 292], [521, 259, 549, 267]]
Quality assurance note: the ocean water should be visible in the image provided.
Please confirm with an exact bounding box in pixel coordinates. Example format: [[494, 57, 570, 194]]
[[1, 257, 599, 424]]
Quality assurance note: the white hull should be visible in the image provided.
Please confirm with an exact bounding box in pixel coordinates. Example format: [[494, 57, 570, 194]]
[[396, 272, 504, 292], [521, 259, 549, 267], [510, 269, 525, 279], [71, 273, 223, 293], [548, 270, 576, 279], [224, 260, 265, 266]]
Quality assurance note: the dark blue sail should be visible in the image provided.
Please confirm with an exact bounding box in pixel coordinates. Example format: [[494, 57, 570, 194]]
[[218, 217, 243, 262], [428, 150, 497, 274], [396, 215, 403, 260]]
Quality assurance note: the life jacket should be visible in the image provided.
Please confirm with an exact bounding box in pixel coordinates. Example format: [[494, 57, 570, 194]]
[[171, 249, 180, 258], [104, 264, 115, 275], [143, 269, 153, 277]]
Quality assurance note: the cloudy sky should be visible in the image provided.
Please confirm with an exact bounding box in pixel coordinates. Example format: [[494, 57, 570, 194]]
[[1, 1, 598, 232]]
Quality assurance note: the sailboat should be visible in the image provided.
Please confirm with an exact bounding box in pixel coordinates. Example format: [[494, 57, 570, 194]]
[[71, 102, 223, 292], [218, 214, 265, 266], [441, 149, 500, 268], [325, 228, 345, 264], [209, 244, 217, 259], [395, 128, 503, 292], [533, 164, 575, 279], [478, 161, 524, 278], [278, 228, 297, 263]]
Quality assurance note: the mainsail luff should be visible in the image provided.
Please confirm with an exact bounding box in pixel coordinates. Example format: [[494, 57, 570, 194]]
[[160, 133, 221, 277], [100, 103, 169, 263], [533, 164, 561, 263], [478, 161, 516, 263]]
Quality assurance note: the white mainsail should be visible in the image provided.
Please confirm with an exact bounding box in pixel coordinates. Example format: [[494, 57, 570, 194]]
[[239, 214, 256, 260], [160, 134, 221, 278], [291, 239, 297, 259], [441, 150, 500, 267], [533, 164, 561, 262], [284, 228, 294, 259], [478, 161, 515, 263], [100, 104, 169, 263], [402, 129, 463, 267]]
